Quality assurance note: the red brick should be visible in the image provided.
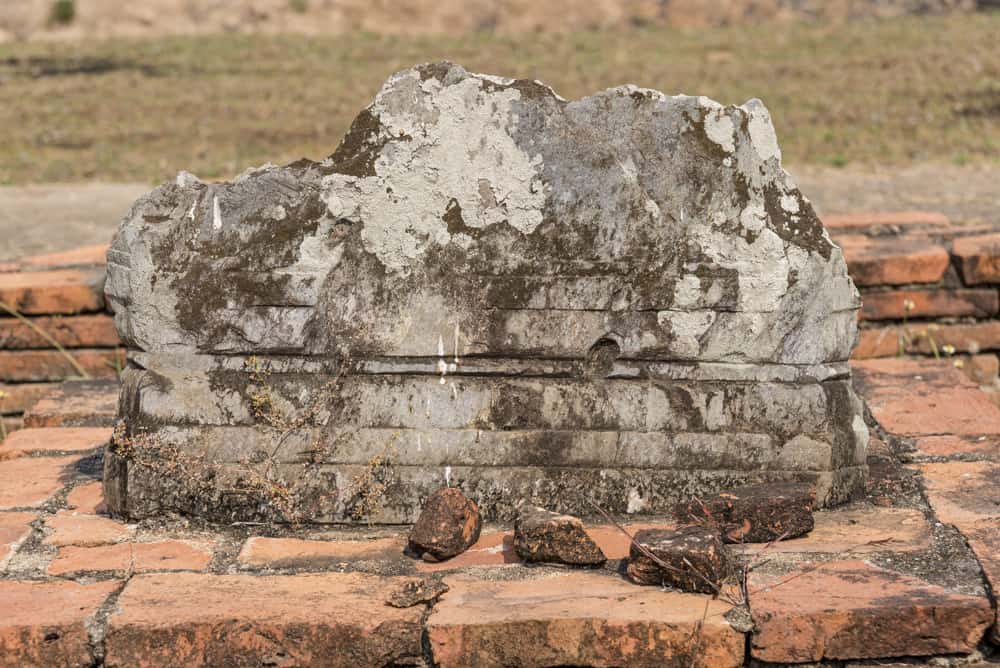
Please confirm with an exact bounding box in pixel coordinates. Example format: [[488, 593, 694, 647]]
[[238, 535, 405, 570], [918, 461, 1000, 527], [0, 455, 79, 509], [45, 511, 133, 547], [0, 348, 124, 382], [855, 321, 1000, 358], [859, 288, 997, 321], [852, 358, 1000, 436], [23, 380, 119, 428], [749, 560, 992, 662], [1, 427, 111, 456], [427, 572, 745, 668], [966, 522, 1000, 642], [0, 313, 118, 349], [0, 268, 105, 315], [954, 233, 1000, 286], [65, 481, 106, 514], [742, 506, 931, 555], [0, 511, 35, 569], [19, 244, 109, 271], [48, 540, 214, 576], [837, 235, 950, 287], [0, 416, 22, 439], [0, 382, 57, 414], [912, 435, 1000, 461], [823, 211, 951, 232], [104, 572, 425, 667], [0, 580, 120, 668], [962, 353, 1000, 386]]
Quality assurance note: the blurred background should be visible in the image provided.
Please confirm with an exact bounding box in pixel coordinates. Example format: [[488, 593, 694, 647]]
[[0, 0, 998, 259]]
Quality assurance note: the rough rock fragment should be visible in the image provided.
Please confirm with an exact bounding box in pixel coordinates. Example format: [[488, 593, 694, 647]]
[[673, 482, 815, 543], [104, 61, 868, 524], [626, 526, 729, 594], [513, 505, 606, 566], [385, 576, 449, 608], [408, 487, 481, 562]]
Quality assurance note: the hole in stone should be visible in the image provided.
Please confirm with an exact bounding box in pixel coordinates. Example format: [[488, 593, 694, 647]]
[[585, 337, 621, 377]]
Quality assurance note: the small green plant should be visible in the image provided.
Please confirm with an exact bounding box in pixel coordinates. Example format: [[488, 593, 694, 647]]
[[50, 0, 75, 25], [0, 390, 7, 441], [289, 0, 309, 13]]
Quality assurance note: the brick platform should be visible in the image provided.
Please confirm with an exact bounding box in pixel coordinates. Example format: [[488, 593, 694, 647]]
[[2, 357, 1000, 666]]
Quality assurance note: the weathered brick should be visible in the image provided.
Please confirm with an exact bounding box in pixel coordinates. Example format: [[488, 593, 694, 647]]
[[0, 511, 35, 569], [22, 380, 119, 428], [18, 244, 109, 271], [954, 233, 1000, 285], [104, 572, 425, 667], [962, 353, 1000, 386], [966, 522, 1000, 642], [65, 481, 106, 514], [852, 358, 1000, 436], [45, 511, 133, 547], [0, 580, 120, 668], [0, 416, 22, 439], [823, 211, 951, 233], [0, 268, 105, 315], [427, 571, 745, 668], [0, 382, 56, 415], [836, 235, 950, 286], [48, 540, 214, 576], [749, 560, 992, 662], [238, 536, 405, 570], [0, 313, 118, 349], [0, 455, 79, 509], [855, 321, 1000, 358], [859, 288, 998, 321], [918, 461, 1000, 527], [1, 427, 111, 456], [911, 435, 1000, 461], [0, 348, 123, 382], [742, 506, 931, 554]]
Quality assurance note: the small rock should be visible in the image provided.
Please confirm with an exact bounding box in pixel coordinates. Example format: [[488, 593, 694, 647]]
[[386, 577, 449, 608], [626, 526, 729, 594], [513, 505, 606, 566], [673, 482, 815, 543], [408, 487, 481, 561]]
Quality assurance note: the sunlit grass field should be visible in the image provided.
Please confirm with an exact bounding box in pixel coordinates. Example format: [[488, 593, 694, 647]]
[[0, 11, 997, 184]]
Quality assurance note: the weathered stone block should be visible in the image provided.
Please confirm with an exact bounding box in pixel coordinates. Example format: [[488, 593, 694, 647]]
[[626, 526, 730, 593], [104, 62, 867, 523]]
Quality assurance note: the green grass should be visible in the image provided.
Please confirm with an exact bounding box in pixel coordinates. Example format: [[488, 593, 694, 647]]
[[0, 12, 998, 184]]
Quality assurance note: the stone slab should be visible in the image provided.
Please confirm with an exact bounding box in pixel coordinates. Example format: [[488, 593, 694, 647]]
[[954, 232, 1000, 285], [427, 571, 745, 667], [65, 481, 106, 514], [44, 511, 133, 547], [0, 511, 35, 570], [103, 572, 425, 667], [1, 426, 111, 456], [238, 535, 406, 570], [0, 349, 123, 382]]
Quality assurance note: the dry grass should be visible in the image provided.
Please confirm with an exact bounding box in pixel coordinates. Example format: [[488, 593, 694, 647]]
[[0, 12, 997, 184]]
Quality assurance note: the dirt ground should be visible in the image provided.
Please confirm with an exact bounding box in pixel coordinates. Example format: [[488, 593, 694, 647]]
[[0, 163, 996, 261]]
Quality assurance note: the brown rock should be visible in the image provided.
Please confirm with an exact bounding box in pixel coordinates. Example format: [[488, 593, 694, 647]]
[[104, 572, 424, 667], [408, 487, 481, 562], [749, 560, 992, 662], [626, 526, 729, 594], [427, 572, 745, 668], [513, 505, 606, 566], [0, 580, 120, 668], [674, 482, 815, 543]]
